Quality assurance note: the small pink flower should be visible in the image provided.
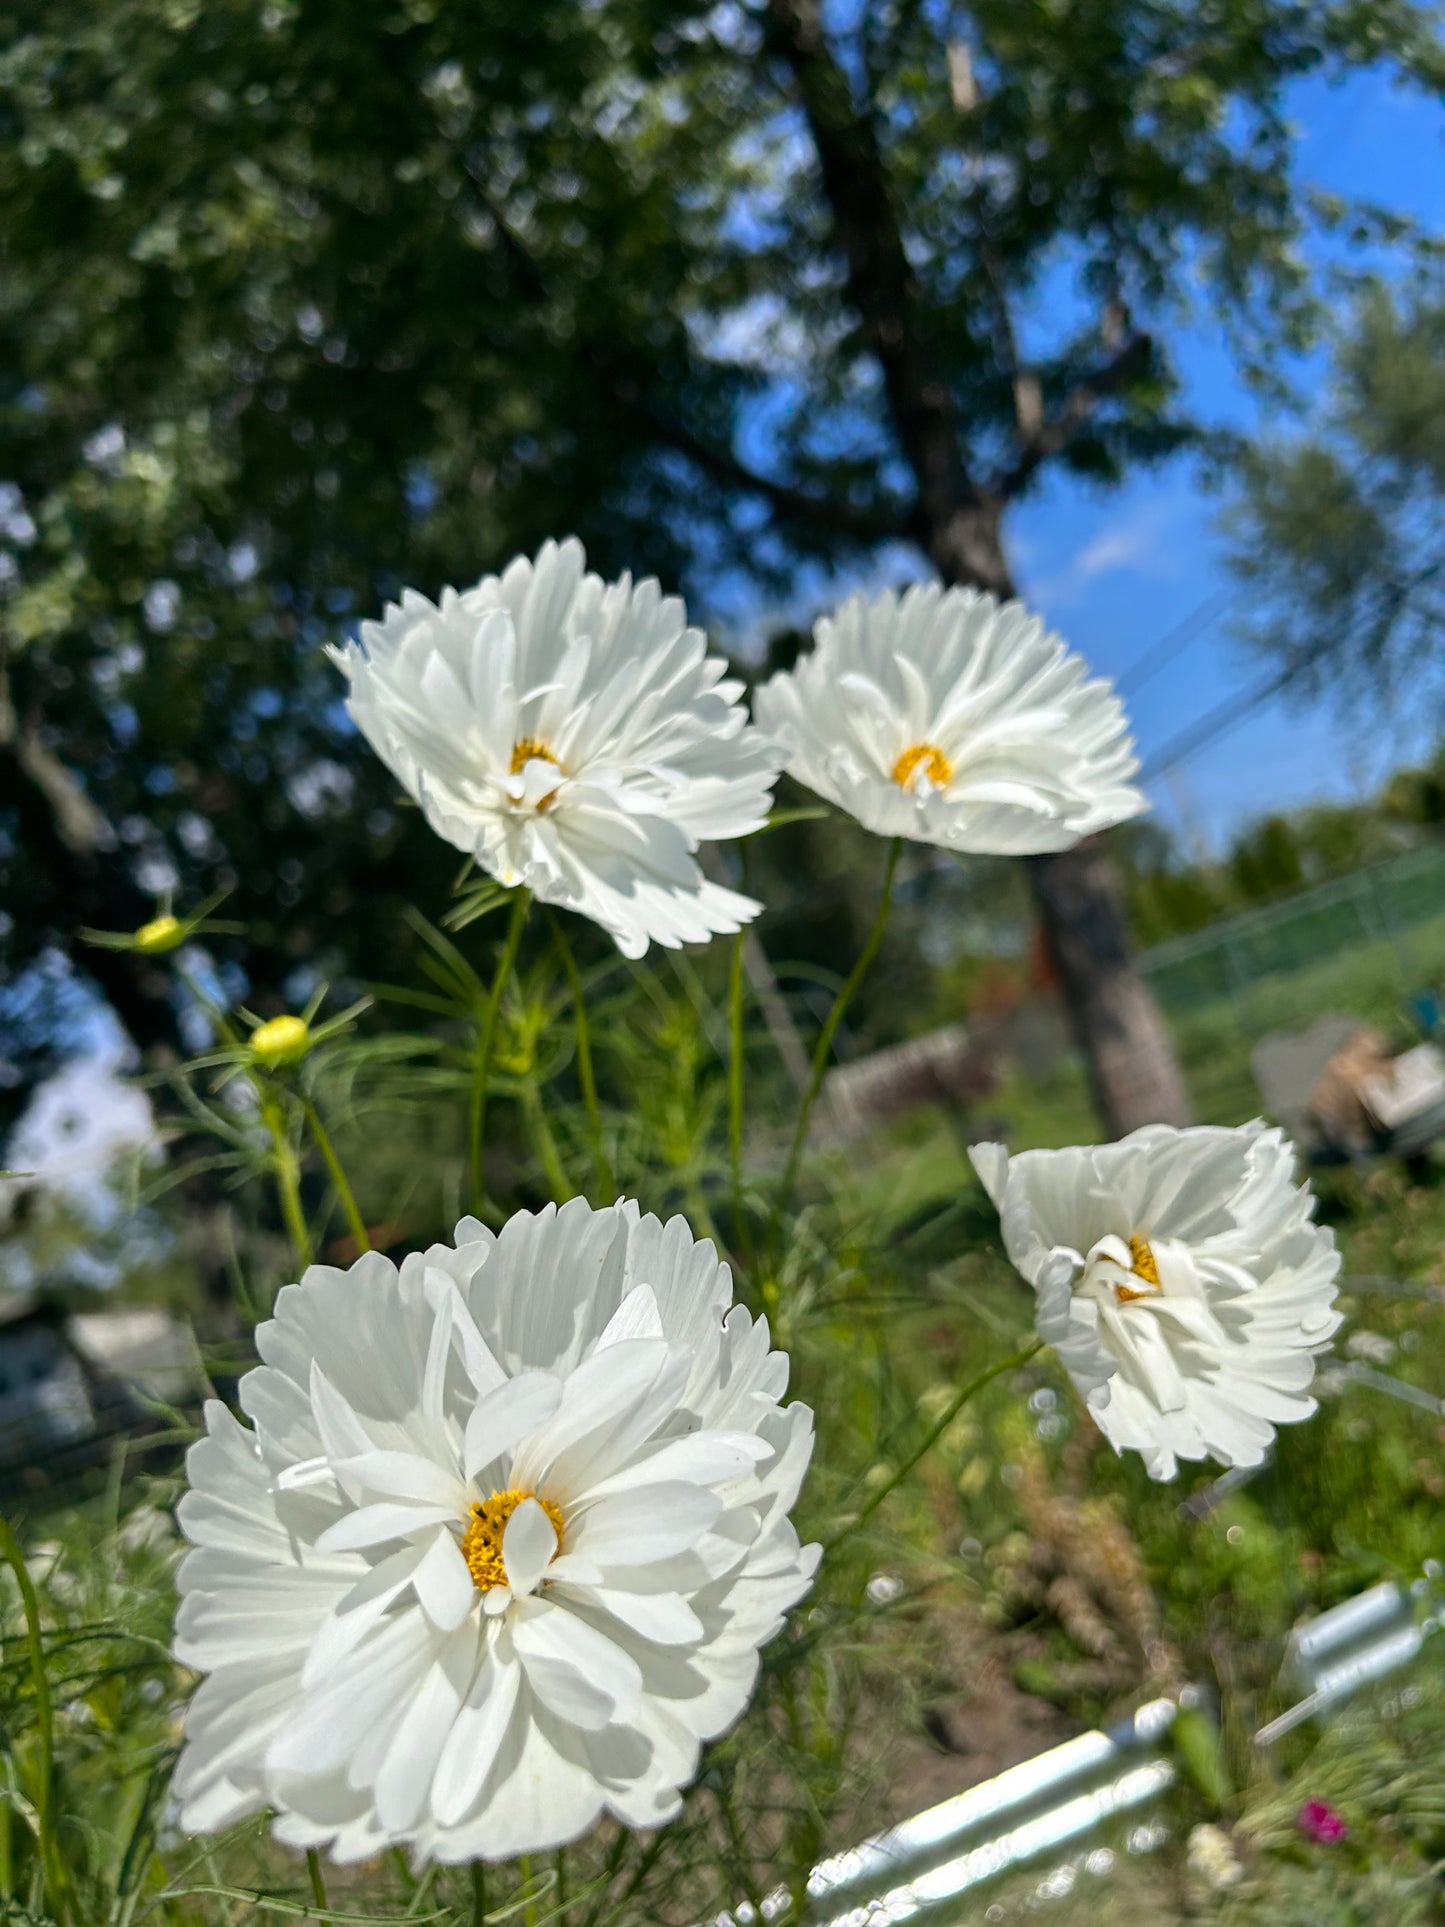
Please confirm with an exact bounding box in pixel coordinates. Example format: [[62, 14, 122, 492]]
[[1297, 1799, 1349, 1844]]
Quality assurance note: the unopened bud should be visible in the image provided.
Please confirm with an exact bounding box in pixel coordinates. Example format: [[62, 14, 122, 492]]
[[135, 914, 185, 955], [250, 1014, 311, 1069]]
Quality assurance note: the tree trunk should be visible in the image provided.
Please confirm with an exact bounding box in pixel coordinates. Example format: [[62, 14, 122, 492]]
[[765, 0, 1191, 1138], [938, 512, 1193, 1137], [1028, 843, 1192, 1136]]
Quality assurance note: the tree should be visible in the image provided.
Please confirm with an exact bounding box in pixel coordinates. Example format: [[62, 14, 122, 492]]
[[1227, 282, 1445, 712], [4, 0, 1441, 1133]]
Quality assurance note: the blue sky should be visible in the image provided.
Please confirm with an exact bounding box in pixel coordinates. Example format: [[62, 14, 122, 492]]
[[721, 62, 1443, 854], [1008, 67, 1445, 851]]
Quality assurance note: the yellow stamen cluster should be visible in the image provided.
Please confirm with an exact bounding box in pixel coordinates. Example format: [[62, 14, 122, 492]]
[[461, 1488, 565, 1593], [891, 742, 954, 791], [1116, 1233, 1162, 1304], [509, 737, 564, 811], [510, 736, 560, 773]]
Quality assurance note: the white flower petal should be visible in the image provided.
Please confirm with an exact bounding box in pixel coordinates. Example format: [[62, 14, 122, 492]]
[[332, 1450, 467, 1509], [569, 1482, 722, 1564], [583, 1586, 704, 1646], [174, 1201, 817, 1862], [464, 1373, 563, 1482], [755, 583, 1144, 855], [975, 1122, 1340, 1481], [501, 1498, 559, 1598], [335, 541, 782, 955], [431, 1644, 522, 1827], [594, 1282, 665, 1347], [512, 1597, 643, 1730], [265, 1611, 436, 1778], [578, 1430, 770, 1501], [315, 1501, 457, 1553], [413, 1528, 479, 1631]]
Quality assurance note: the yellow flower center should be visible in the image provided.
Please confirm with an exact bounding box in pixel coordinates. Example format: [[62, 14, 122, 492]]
[[891, 742, 954, 791], [461, 1488, 566, 1593], [250, 1014, 312, 1070], [135, 914, 185, 955], [1116, 1233, 1162, 1304], [509, 737, 564, 811]]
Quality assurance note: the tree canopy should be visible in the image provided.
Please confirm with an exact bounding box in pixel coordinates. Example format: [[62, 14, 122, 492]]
[[1226, 282, 1445, 713], [3, 0, 1442, 1110]]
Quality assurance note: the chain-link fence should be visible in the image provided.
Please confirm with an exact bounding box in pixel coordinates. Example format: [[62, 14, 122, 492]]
[[1139, 843, 1445, 1018]]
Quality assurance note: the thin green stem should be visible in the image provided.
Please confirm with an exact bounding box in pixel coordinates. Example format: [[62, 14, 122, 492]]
[[769, 836, 902, 1246], [470, 890, 531, 1216], [471, 1861, 488, 1927], [521, 1074, 575, 1202], [549, 913, 611, 1200], [262, 1093, 313, 1269], [519, 1853, 538, 1927], [300, 1096, 370, 1252], [581, 1831, 666, 1927], [0, 1514, 67, 1924], [714, 1777, 763, 1921], [726, 930, 756, 1271], [305, 1849, 328, 1913], [576, 1828, 633, 1927], [825, 1339, 1042, 1555], [553, 1848, 568, 1915]]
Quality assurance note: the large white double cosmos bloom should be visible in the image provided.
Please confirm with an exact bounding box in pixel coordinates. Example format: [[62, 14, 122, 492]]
[[755, 583, 1145, 854], [972, 1123, 1342, 1480], [332, 538, 780, 957], [173, 1202, 817, 1862]]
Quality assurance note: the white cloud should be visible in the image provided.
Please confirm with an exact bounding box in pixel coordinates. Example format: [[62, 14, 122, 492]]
[[1028, 498, 1183, 608]]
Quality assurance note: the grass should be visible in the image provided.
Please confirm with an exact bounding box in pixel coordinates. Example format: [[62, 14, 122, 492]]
[[3, 918, 1444, 1925]]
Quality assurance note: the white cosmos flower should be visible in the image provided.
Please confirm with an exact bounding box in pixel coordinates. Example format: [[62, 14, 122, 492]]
[[172, 1201, 817, 1863], [754, 583, 1145, 853], [971, 1123, 1342, 1480], [331, 538, 780, 957]]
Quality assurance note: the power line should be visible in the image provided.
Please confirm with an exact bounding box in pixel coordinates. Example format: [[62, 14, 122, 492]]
[[1116, 588, 1237, 696], [1138, 663, 1298, 783]]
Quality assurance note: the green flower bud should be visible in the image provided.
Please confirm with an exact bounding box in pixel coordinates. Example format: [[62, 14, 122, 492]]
[[135, 914, 185, 955], [250, 1015, 312, 1069]]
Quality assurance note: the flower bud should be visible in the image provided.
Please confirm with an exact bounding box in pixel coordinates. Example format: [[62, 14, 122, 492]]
[[250, 1014, 311, 1070], [135, 914, 185, 955]]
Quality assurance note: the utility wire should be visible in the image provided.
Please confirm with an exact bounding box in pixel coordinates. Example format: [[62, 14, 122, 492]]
[[1116, 587, 1237, 695], [1138, 662, 1299, 783]]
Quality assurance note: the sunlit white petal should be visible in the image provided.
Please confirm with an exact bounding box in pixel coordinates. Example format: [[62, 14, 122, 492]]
[[332, 538, 782, 955], [173, 1202, 817, 1863], [972, 1122, 1342, 1479], [755, 583, 1144, 854]]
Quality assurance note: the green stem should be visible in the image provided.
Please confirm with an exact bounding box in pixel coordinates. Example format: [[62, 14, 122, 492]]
[[300, 1096, 370, 1252], [727, 929, 756, 1271], [769, 836, 902, 1245], [471, 1861, 488, 1927], [549, 913, 611, 1200], [576, 1828, 633, 1927], [714, 1777, 763, 1921], [519, 1853, 538, 1927], [826, 1339, 1042, 1555], [262, 1093, 313, 1269], [470, 890, 531, 1216], [305, 1848, 327, 1912], [580, 1832, 665, 1927], [521, 1074, 574, 1203], [0, 1514, 66, 1924]]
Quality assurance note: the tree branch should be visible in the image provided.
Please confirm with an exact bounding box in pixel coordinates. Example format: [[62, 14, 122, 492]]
[[648, 408, 910, 543], [996, 332, 1154, 499], [763, 0, 1014, 593]]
